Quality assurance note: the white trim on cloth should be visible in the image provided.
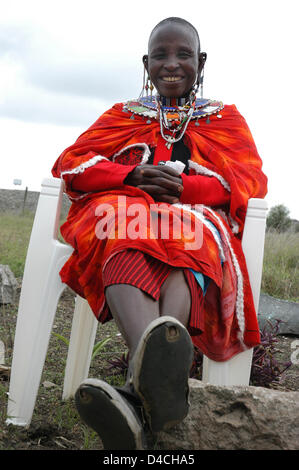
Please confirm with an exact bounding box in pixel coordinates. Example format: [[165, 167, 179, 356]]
[[60, 155, 109, 202], [188, 160, 231, 193], [188, 160, 241, 234], [60, 155, 109, 177], [204, 205, 246, 349]]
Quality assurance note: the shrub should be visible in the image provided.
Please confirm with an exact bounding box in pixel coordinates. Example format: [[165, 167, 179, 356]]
[[250, 320, 292, 388], [266, 204, 292, 232]]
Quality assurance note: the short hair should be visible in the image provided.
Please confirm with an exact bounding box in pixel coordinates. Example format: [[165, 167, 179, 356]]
[[149, 17, 201, 52]]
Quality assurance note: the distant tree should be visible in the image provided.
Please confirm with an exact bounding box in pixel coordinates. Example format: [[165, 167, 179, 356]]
[[266, 204, 292, 232]]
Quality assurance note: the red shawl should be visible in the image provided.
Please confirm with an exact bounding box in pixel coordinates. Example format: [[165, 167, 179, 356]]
[[52, 101, 267, 362]]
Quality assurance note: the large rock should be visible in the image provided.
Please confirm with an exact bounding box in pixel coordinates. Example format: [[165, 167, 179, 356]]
[[155, 379, 299, 450], [0, 265, 18, 304], [258, 293, 299, 335]]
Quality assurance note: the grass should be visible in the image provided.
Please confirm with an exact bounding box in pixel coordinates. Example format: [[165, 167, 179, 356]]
[[261, 230, 299, 301], [0, 211, 67, 279], [0, 212, 35, 278]]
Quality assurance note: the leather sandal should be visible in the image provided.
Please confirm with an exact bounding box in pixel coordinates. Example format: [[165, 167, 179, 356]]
[[75, 378, 147, 450], [128, 316, 194, 433]]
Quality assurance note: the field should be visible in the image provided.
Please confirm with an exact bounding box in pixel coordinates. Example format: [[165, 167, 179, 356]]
[[261, 230, 299, 302], [0, 210, 298, 450]]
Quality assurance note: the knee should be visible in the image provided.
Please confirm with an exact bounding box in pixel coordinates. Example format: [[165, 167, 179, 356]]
[[160, 270, 188, 298], [160, 270, 191, 308]]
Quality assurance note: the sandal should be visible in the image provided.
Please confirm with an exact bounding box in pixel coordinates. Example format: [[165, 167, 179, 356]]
[[129, 316, 194, 433], [75, 378, 146, 450]]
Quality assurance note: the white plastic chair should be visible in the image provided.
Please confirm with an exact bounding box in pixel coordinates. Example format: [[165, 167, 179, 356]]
[[6, 177, 267, 427]]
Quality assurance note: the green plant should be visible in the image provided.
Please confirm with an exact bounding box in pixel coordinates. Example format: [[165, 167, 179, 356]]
[[250, 320, 292, 388], [189, 346, 203, 379], [105, 351, 129, 376], [0, 383, 8, 420], [52, 332, 112, 361], [81, 425, 98, 449]]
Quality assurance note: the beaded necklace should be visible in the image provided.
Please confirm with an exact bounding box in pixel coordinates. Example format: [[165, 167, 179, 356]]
[[156, 95, 196, 149], [124, 94, 224, 149]]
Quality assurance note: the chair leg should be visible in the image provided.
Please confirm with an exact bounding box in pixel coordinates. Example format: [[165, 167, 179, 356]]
[[202, 348, 253, 386], [62, 296, 98, 399], [6, 247, 71, 427]]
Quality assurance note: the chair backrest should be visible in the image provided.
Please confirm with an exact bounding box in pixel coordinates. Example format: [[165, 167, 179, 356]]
[[40, 177, 65, 242]]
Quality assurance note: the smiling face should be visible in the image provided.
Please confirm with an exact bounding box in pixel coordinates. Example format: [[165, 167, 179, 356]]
[[144, 22, 205, 98]]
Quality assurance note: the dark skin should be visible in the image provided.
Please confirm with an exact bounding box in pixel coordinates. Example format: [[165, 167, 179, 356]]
[[125, 164, 183, 204], [106, 22, 206, 358]]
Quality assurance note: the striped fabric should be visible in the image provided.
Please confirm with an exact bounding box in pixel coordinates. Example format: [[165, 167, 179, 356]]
[[101, 249, 204, 334]]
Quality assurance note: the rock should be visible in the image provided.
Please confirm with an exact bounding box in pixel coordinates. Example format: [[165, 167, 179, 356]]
[[258, 293, 299, 335], [0, 265, 18, 304], [291, 340, 299, 365], [42, 381, 57, 389], [156, 379, 299, 450], [0, 364, 11, 379]]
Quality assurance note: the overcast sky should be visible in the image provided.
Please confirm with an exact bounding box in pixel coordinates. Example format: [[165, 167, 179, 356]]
[[1, 0, 298, 219]]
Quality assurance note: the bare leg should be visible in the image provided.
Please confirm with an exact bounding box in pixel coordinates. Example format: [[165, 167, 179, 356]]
[[159, 270, 191, 327], [105, 284, 159, 356]]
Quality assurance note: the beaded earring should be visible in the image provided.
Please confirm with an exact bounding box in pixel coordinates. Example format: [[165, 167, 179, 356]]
[[146, 75, 154, 97], [199, 68, 205, 99], [192, 68, 204, 99], [138, 65, 146, 99], [138, 64, 154, 99], [199, 53, 207, 99]]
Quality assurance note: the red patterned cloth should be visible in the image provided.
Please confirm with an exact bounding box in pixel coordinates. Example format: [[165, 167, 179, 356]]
[[102, 250, 171, 300], [52, 101, 268, 362]]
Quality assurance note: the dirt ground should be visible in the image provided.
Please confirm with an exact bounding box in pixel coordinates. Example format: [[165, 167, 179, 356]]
[[0, 286, 298, 451]]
